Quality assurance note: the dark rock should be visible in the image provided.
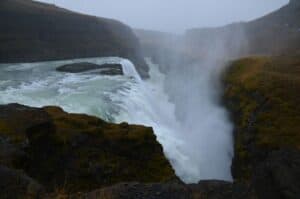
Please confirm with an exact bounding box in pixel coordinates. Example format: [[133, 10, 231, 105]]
[[193, 180, 233, 199], [69, 180, 254, 199], [289, 0, 300, 7], [252, 149, 300, 199], [1, 104, 259, 199], [0, 135, 26, 168], [56, 62, 123, 76], [0, 0, 149, 78], [223, 56, 300, 199], [0, 104, 175, 194], [78, 183, 192, 199], [0, 165, 44, 199]]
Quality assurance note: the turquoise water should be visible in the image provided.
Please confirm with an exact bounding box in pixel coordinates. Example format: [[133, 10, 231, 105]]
[[0, 57, 233, 183]]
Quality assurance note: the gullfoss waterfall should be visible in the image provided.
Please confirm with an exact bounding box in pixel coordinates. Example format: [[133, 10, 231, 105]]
[[0, 57, 233, 183]]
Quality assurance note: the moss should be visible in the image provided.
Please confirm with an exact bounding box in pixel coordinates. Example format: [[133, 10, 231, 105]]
[[0, 104, 175, 194], [223, 55, 300, 181], [46, 106, 175, 192], [0, 108, 44, 144]]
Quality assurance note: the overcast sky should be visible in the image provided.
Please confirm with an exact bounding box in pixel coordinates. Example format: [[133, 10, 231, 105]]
[[37, 0, 289, 33]]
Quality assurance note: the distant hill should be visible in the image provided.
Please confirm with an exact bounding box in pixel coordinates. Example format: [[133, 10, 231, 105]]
[[134, 29, 179, 53], [186, 0, 300, 59], [136, 0, 300, 63], [134, 29, 187, 72], [0, 0, 149, 77]]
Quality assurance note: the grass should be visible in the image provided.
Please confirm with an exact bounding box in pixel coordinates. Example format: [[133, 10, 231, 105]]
[[223, 55, 300, 180]]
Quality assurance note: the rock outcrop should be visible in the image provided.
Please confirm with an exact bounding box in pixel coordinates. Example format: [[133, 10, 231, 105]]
[[0, 103, 175, 195], [56, 62, 123, 75], [0, 0, 149, 78], [69, 181, 250, 199], [0, 103, 256, 199], [0, 165, 44, 199], [223, 56, 300, 199]]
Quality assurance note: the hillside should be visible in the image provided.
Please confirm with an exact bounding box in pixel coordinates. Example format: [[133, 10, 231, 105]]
[[0, 0, 149, 77], [186, 0, 300, 59], [223, 55, 300, 199], [136, 0, 300, 64]]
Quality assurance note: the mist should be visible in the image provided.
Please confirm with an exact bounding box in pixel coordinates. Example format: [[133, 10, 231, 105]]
[[130, 2, 251, 180], [32, 0, 287, 182], [38, 0, 288, 32], [1, 0, 300, 197], [36, 0, 276, 181], [148, 29, 247, 181]]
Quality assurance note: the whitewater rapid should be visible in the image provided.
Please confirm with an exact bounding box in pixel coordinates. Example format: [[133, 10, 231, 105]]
[[0, 57, 233, 183]]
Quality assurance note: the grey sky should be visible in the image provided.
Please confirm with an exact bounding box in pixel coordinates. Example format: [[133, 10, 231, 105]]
[[37, 0, 289, 32]]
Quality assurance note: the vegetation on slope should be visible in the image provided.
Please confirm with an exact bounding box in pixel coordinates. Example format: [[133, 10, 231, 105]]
[[223, 55, 300, 198], [0, 104, 175, 197]]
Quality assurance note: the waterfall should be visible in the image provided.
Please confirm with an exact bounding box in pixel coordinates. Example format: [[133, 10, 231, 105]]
[[0, 56, 233, 183], [120, 59, 142, 82]]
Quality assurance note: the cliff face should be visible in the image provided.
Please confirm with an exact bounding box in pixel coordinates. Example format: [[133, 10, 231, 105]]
[[223, 56, 300, 199], [0, 0, 149, 78], [0, 103, 175, 197]]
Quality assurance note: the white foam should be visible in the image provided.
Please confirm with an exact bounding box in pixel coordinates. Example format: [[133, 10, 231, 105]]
[[0, 56, 233, 183]]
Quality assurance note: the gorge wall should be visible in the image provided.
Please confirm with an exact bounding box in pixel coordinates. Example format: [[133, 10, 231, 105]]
[[222, 55, 300, 199]]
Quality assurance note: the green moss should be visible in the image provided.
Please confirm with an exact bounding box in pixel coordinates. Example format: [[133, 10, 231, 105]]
[[0, 104, 175, 194], [223, 55, 300, 181], [0, 118, 27, 143], [41, 106, 175, 192]]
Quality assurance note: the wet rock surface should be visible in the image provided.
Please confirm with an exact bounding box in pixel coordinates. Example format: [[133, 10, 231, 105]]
[[68, 180, 255, 199], [56, 62, 124, 75]]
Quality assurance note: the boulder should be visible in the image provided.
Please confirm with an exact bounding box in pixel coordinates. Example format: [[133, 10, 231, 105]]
[[56, 62, 123, 76]]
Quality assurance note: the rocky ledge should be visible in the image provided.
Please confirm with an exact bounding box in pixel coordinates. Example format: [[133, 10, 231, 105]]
[[56, 62, 124, 76], [68, 181, 248, 199], [0, 103, 175, 198]]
